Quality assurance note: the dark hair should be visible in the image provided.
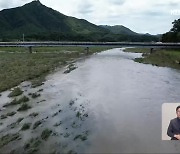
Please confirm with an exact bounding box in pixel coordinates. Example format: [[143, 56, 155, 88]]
[[176, 106, 180, 111]]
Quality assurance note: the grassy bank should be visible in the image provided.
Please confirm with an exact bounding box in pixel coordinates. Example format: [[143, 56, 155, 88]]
[[124, 48, 180, 70], [0, 46, 112, 53], [123, 48, 150, 53], [0, 46, 111, 92]]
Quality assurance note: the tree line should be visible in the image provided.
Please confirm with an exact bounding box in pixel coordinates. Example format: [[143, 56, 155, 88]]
[[162, 19, 180, 42]]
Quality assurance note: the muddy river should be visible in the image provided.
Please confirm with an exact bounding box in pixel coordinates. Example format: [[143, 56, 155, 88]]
[[0, 48, 180, 153]]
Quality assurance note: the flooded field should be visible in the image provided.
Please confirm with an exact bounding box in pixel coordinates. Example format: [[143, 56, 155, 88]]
[[0, 48, 180, 153]]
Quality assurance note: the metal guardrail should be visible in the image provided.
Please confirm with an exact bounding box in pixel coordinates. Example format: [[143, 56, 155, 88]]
[[0, 42, 180, 48]]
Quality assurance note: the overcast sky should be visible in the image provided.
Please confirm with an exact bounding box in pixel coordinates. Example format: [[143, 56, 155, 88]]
[[0, 0, 179, 35]]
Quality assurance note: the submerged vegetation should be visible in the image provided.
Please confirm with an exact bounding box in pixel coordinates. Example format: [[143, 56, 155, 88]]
[[6, 111, 16, 117], [17, 103, 31, 111], [8, 87, 23, 97], [21, 123, 31, 131], [0, 133, 20, 148], [3, 95, 29, 107], [29, 112, 39, 117], [0, 62, 91, 153], [64, 63, 77, 74], [31, 93, 41, 98], [41, 129, 52, 140], [1, 111, 16, 119], [33, 120, 42, 129], [24, 137, 41, 153]]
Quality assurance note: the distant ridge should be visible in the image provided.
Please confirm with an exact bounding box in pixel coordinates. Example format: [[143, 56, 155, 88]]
[[0, 0, 159, 42], [100, 25, 138, 35]]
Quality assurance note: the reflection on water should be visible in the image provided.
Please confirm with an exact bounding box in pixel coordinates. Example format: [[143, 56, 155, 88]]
[[50, 48, 180, 153]]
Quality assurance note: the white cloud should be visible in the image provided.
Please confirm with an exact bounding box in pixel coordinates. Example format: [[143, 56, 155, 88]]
[[0, 0, 179, 34]]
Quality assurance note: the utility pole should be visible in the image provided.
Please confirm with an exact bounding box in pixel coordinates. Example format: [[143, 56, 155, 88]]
[[23, 33, 25, 42]]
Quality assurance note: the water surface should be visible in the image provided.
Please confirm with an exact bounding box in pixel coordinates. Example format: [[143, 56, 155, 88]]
[[1, 48, 180, 153]]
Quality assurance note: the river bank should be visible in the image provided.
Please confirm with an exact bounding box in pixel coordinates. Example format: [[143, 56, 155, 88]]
[[0, 48, 180, 153], [0, 46, 112, 153], [0, 46, 112, 93], [124, 48, 180, 70]]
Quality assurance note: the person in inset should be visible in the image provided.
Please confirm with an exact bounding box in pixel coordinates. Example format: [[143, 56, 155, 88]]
[[167, 105, 180, 140]]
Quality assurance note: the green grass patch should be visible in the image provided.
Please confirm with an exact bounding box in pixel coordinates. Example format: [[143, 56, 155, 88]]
[[29, 112, 39, 117], [7, 118, 24, 129], [76, 111, 81, 118], [19, 96, 30, 102], [53, 121, 62, 127], [6, 111, 16, 117], [37, 89, 43, 92], [0, 47, 28, 53], [8, 87, 23, 97], [41, 129, 52, 140], [31, 93, 41, 98], [0, 114, 7, 119], [24, 137, 41, 153], [33, 120, 42, 129], [134, 49, 180, 69], [74, 134, 87, 141], [0, 46, 112, 54], [17, 103, 31, 111], [31, 77, 45, 88], [36, 100, 46, 104], [69, 100, 75, 106], [0, 133, 20, 148], [1, 111, 17, 119], [7, 117, 24, 129], [21, 123, 31, 131], [124, 48, 150, 53], [3, 96, 29, 107], [52, 112, 59, 117], [0, 46, 112, 93]]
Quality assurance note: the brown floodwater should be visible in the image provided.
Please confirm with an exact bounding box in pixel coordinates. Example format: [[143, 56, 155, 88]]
[[0, 48, 180, 153]]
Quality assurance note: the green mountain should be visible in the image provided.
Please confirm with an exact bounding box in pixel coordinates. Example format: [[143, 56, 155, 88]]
[[0, 0, 109, 41], [0, 0, 159, 42], [100, 25, 159, 42], [100, 25, 138, 35]]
